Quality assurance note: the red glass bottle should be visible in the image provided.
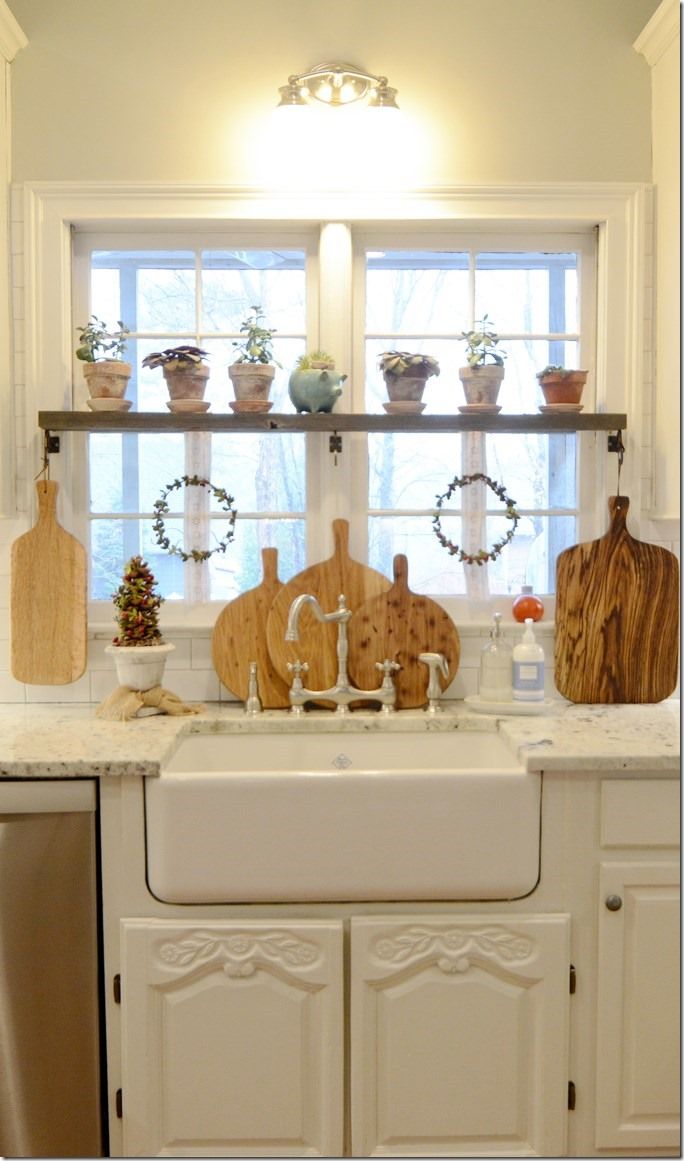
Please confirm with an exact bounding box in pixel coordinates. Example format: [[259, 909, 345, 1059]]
[[512, 584, 544, 623]]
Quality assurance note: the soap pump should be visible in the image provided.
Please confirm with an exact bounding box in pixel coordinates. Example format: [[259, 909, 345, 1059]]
[[478, 613, 513, 702], [512, 618, 545, 702]]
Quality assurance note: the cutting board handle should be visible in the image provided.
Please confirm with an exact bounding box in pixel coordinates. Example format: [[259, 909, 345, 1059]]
[[392, 553, 410, 589], [331, 518, 350, 560], [607, 495, 630, 533], [36, 479, 59, 521], [261, 546, 279, 584]]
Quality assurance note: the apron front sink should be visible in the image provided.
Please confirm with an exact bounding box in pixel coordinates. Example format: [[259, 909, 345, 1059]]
[[146, 730, 540, 904]]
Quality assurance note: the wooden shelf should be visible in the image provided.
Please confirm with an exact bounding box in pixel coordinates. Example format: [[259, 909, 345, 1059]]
[[39, 410, 627, 435]]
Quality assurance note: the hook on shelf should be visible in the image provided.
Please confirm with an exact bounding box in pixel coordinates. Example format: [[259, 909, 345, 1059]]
[[607, 429, 625, 498]]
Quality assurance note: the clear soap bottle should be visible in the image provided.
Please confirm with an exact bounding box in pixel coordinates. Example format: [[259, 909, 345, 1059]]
[[479, 612, 513, 702]]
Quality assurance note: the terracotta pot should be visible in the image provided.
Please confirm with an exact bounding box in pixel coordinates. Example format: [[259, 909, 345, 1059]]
[[383, 371, 430, 404], [537, 370, 587, 406], [83, 360, 132, 399], [105, 642, 175, 692], [163, 363, 210, 401], [228, 363, 276, 402], [458, 365, 505, 406]]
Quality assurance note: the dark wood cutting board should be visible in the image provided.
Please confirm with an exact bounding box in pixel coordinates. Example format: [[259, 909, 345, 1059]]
[[10, 480, 87, 684], [212, 547, 290, 708], [348, 553, 461, 709], [266, 519, 391, 694], [555, 496, 679, 703]]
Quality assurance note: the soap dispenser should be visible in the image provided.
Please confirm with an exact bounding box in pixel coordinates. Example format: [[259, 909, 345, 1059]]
[[479, 613, 513, 702], [512, 618, 545, 702]]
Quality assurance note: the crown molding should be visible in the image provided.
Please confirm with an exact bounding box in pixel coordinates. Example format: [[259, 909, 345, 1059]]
[[634, 0, 680, 66], [0, 1, 26, 62]]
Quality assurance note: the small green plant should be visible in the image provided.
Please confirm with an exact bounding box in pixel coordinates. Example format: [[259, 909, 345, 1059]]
[[142, 345, 209, 371], [295, 349, 335, 370], [378, 351, 440, 378], [537, 364, 580, 378], [76, 315, 129, 362], [111, 555, 164, 647], [232, 305, 280, 366], [461, 315, 506, 368]]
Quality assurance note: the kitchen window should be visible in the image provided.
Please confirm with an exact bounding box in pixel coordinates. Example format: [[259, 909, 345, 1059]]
[[72, 223, 597, 611]]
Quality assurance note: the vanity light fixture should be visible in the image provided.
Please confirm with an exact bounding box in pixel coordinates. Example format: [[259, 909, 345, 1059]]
[[277, 62, 399, 109]]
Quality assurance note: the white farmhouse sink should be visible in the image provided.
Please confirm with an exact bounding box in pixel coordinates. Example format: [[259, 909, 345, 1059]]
[[145, 730, 540, 904]]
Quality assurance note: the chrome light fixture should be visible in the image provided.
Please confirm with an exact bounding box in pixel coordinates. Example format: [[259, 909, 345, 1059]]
[[277, 62, 399, 109]]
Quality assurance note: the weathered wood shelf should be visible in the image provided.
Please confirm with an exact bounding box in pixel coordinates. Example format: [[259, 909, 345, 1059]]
[[39, 410, 627, 435]]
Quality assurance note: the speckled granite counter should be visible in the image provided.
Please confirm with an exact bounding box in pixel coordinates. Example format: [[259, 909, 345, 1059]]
[[0, 700, 678, 779]]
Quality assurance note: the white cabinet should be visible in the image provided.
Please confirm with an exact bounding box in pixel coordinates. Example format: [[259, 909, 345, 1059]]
[[595, 780, 680, 1151], [119, 913, 571, 1158], [351, 915, 571, 1157], [120, 919, 344, 1157]]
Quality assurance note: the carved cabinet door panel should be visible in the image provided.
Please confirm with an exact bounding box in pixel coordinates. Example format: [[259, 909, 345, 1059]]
[[350, 914, 571, 1157], [120, 918, 344, 1157]]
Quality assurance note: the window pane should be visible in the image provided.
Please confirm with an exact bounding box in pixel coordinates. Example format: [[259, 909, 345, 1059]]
[[474, 252, 578, 334], [201, 250, 306, 332], [366, 251, 469, 333], [209, 518, 306, 601], [368, 433, 462, 509], [212, 433, 305, 512], [369, 516, 466, 595]]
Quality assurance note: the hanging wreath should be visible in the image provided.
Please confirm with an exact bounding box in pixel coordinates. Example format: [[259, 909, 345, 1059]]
[[152, 475, 237, 563], [432, 472, 519, 566]]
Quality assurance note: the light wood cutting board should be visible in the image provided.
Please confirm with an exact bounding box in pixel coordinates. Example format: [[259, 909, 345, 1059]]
[[555, 496, 679, 703], [10, 480, 87, 684], [265, 519, 391, 695], [348, 553, 460, 708], [211, 547, 290, 708]]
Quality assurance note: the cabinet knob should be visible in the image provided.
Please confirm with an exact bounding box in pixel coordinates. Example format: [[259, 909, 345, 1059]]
[[605, 894, 623, 911]]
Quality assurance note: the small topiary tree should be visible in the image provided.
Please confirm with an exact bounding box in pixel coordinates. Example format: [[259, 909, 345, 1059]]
[[111, 555, 165, 646]]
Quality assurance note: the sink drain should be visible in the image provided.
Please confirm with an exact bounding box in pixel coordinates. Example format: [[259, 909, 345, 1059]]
[[331, 753, 353, 769]]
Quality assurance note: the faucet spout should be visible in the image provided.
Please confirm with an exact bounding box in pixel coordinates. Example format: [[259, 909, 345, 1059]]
[[285, 592, 350, 641]]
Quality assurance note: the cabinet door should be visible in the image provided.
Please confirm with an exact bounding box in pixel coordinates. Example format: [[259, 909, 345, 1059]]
[[595, 862, 680, 1150], [120, 918, 343, 1157], [351, 914, 570, 1157]]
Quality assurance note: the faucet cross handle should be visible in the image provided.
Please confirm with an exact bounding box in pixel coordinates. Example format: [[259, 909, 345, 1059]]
[[375, 658, 401, 678], [286, 659, 309, 679]]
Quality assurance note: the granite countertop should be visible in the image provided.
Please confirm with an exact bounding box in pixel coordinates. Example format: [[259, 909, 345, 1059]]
[[0, 700, 678, 779]]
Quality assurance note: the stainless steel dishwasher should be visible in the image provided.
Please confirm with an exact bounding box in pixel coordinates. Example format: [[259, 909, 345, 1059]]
[[0, 780, 103, 1158]]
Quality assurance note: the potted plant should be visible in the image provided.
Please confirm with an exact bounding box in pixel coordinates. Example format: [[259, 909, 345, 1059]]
[[228, 305, 280, 412], [288, 349, 347, 413], [458, 315, 506, 408], [536, 364, 588, 407], [142, 345, 211, 413], [76, 315, 131, 410], [105, 555, 174, 691], [378, 351, 440, 413]]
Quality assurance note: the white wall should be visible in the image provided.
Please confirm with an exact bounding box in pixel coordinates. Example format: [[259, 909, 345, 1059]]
[[9, 0, 658, 185]]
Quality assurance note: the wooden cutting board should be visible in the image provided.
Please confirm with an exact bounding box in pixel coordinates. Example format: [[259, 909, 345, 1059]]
[[348, 554, 461, 708], [266, 519, 391, 694], [555, 496, 679, 703], [10, 480, 87, 685], [211, 547, 290, 708]]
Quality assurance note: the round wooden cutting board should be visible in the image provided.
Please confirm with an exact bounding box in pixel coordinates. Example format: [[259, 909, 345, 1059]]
[[348, 553, 460, 709], [265, 519, 391, 695], [211, 547, 290, 708]]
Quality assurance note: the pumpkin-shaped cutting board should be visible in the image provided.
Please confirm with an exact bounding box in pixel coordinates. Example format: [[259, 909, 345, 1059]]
[[555, 496, 679, 703], [266, 519, 391, 695], [212, 547, 290, 708], [10, 480, 87, 684], [348, 553, 460, 709]]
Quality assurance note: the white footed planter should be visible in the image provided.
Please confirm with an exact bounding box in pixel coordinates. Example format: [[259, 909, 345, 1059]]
[[105, 642, 175, 691]]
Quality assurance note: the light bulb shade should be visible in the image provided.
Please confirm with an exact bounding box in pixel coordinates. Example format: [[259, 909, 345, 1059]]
[[277, 82, 308, 107], [368, 84, 399, 110], [276, 62, 399, 110]]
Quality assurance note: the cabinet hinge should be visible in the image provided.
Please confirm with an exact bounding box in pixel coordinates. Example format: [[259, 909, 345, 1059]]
[[568, 1081, 576, 1111], [113, 973, 121, 1004], [569, 964, 576, 994], [115, 1088, 123, 1118]]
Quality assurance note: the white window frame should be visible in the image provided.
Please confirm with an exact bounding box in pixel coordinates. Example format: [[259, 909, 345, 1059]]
[[20, 182, 652, 627]]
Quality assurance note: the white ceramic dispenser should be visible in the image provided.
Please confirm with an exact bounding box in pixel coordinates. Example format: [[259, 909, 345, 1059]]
[[512, 618, 545, 702]]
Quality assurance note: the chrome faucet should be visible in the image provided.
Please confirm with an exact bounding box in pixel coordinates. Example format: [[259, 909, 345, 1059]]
[[285, 592, 398, 715], [418, 652, 449, 713]]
